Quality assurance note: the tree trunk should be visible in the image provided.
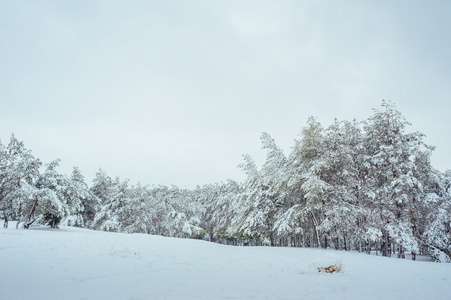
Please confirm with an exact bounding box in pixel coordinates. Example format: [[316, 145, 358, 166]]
[[388, 237, 392, 257], [311, 213, 320, 248], [344, 235, 348, 251], [24, 196, 38, 229], [50, 216, 56, 228], [16, 202, 22, 229], [397, 245, 405, 259], [382, 231, 388, 257]]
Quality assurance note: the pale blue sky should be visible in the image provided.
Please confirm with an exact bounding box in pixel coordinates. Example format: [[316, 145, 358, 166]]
[[1, 1, 450, 188]]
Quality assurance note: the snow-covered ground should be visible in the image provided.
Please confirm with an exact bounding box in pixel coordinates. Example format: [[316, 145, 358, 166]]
[[0, 226, 450, 300]]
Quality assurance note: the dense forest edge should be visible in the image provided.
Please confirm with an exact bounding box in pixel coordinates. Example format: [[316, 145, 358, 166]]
[[1, 101, 450, 262]]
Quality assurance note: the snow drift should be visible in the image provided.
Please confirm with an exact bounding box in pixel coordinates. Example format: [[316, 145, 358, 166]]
[[0, 226, 450, 300]]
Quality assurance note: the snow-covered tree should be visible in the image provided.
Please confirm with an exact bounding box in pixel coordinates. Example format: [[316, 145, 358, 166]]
[[29, 159, 83, 228], [121, 183, 155, 234], [0, 134, 42, 228], [63, 167, 100, 228], [90, 168, 114, 204], [210, 180, 241, 244], [193, 184, 220, 241], [231, 133, 289, 245], [92, 178, 129, 232], [314, 119, 365, 249], [289, 117, 326, 247], [423, 170, 451, 262], [164, 186, 203, 239], [363, 101, 433, 257], [1, 100, 449, 262], [0, 139, 9, 225]]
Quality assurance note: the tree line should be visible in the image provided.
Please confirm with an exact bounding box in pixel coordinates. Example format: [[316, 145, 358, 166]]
[[1, 101, 450, 262]]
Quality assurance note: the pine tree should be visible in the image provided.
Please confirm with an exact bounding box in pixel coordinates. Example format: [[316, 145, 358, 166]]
[[92, 178, 129, 232], [0, 139, 9, 226], [1, 134, 42, 228], [164, 186, 203, 239], [315, 119, 364, 249], [121, 183, 154, 234], [211, 180, 241, 244], [90, 168, 114, 205], [64, 167, 100, 228], [231, 133, 288, 246], [30, 160, 83, 228], [293, 117, 326, 248], [363, 101, 432, 257], [423, 170, 451, 262]]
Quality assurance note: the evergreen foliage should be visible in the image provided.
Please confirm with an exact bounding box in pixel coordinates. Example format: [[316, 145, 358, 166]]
[[1, 101, 449, 262]]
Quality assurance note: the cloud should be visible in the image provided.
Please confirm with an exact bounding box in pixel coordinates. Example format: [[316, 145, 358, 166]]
[[1, 1, 450, 187], [229, 6, 282, 37]]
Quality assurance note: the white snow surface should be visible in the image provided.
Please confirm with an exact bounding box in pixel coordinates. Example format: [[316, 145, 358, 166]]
[[1, 226, 450, 300]]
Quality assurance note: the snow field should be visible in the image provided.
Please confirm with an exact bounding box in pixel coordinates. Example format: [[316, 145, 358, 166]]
[[0, 226, 450, 300]]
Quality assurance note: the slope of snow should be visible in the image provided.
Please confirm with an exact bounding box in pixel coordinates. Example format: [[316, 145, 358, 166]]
[[0, 226, 450, 300]]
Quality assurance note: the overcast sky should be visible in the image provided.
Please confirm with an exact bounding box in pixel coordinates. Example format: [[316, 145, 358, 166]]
[[1, 1, 450, 188]]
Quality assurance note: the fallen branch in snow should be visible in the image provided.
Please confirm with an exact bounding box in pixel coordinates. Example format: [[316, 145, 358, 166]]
[[318, 264, 342, 274]]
